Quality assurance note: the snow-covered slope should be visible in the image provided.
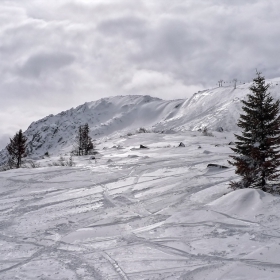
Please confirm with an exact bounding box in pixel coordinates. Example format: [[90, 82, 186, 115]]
[[1, 131, 280, 279], [1, 79, 280, 161], [21, 95, 181, 156], [157, 79, 280, 132], [0, 95, 182, 161]]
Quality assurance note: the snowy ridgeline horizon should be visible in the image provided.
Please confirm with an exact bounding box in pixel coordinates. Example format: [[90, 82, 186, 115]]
[[2, 77, 280, 161]]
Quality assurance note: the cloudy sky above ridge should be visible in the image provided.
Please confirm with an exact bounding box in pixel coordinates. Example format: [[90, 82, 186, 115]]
[[1, 0, 280, 148]]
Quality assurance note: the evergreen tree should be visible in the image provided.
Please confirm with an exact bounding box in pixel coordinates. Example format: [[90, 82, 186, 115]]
[[229, 72, 280, 192], [72, 123, 94, 156], [82, 123, 91, 155], [6, 129, 27, 168]]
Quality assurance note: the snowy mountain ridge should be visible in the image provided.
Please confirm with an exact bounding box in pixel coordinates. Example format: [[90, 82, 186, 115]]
[[2, 79, 280, 160]]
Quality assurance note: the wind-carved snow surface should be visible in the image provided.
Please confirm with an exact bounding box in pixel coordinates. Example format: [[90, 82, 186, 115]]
[[1, 80, 280, 163], [1, 131, 280, 279]]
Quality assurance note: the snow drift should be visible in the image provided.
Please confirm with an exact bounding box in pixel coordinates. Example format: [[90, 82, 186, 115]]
[[208, 188, 275, 217]]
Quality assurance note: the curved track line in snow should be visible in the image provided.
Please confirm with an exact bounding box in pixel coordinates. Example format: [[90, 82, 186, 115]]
[[210, 209, 260, 225], [102, 252, 130, 280]]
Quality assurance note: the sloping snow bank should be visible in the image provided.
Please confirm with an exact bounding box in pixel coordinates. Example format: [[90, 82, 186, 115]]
[[208, 188, 276, 217]]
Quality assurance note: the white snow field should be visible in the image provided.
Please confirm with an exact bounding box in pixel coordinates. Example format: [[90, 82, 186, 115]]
[[1, 131, 280, 279]]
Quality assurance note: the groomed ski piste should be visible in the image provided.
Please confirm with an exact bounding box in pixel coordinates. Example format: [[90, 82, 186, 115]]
[[1, 82, 280, 279]]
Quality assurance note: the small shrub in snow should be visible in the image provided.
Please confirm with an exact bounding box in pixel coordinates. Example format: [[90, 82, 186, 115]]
[[0, 158, 41, 171], [48, 156, 75, 167], [137, 127, 150, 133], [59, 156, 65, 162], [23, 160, 41, 168], [0, 163, 12, 172], [201, 127, 214, 137]]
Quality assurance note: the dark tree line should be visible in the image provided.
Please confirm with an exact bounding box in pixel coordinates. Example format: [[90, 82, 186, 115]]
[[229, 71, 280, 193], [72, 123, 95, 156]]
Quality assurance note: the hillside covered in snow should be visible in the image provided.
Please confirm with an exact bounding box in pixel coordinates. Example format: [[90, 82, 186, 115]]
[[2, 79, 280, 162]]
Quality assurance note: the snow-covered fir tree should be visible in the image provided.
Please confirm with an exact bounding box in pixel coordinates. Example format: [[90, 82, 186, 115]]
[[229, 72, 280, 192]]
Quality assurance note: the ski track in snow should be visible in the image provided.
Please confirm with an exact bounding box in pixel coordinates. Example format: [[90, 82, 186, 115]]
[[1, 131, 280, 279]]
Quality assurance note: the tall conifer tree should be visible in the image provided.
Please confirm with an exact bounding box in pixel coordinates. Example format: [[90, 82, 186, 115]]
[[229, 72, 280, 192], [6, 129, 27, 168], [72, 124, 94, 156], [83, 123, 94, 155], [82, 123, 91, 155]]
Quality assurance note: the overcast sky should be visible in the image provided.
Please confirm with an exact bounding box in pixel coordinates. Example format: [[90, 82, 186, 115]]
[[1, 0, 280, 149]]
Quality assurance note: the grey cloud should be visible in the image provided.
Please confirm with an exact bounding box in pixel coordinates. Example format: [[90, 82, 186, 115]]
[[97, 16, 147, 38], [121, 2, 280, 86], [132, 18, 207, 63], [1, 0, 280, 142], [17, 52, 75, 78]]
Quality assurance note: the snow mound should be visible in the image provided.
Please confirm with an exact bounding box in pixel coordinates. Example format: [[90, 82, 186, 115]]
[[208, 188, 275, 216], [190, 183, 230, 204]]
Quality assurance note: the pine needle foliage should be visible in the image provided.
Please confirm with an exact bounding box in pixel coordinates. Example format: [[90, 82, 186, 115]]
[[72, 123, 94, 156], [6, 129, 27, 168], [229, 72, 280, 192]]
